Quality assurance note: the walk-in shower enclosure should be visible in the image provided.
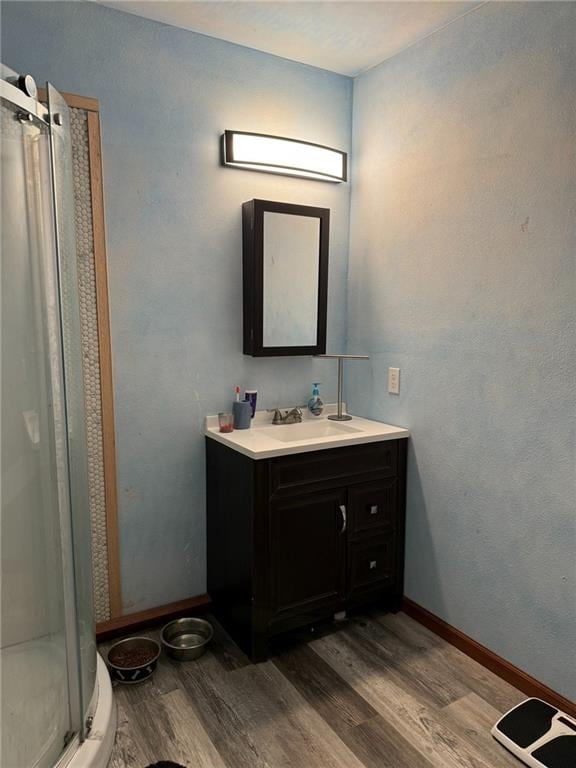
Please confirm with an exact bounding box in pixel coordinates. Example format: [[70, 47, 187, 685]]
[[1, 65, 115, 768]]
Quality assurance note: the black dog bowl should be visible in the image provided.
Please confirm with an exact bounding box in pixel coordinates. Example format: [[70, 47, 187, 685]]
[[107, 636, 161, 684]]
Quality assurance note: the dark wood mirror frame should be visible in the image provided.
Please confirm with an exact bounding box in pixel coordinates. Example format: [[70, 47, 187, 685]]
[[242, 199, 329, 357]]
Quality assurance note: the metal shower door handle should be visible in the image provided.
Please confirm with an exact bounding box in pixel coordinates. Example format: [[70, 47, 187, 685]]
[[339, 504, 347, 533]]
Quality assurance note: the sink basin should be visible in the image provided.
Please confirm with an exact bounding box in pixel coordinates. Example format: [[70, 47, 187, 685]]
[[205, 405, 409, 459], [263, 421, 361, 443]]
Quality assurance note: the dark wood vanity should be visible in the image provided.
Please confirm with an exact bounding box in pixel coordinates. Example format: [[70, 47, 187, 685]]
[[206, 436, 408, 661]]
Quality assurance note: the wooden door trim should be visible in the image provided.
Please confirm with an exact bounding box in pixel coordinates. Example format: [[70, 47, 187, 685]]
[[41, 87, 122, 618], [96, 594, 211, 642], [38, 87, 100, 113]]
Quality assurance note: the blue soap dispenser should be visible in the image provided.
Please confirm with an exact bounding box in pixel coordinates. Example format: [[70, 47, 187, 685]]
[[308, 383, 324, 417]]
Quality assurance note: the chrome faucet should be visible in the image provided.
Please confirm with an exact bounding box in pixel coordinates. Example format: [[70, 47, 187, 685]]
[[268, 407, 304, 425]]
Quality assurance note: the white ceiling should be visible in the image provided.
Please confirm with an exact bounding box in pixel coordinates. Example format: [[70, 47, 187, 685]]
[[96, 1, 481, 77]]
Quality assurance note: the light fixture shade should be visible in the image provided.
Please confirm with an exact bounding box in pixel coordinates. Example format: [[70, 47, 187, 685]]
[[222, 130, 347, 183]]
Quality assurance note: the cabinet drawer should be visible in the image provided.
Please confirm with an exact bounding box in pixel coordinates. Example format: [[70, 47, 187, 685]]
[[270, 441, 398, 496], [348, 534, 396, 596], [349, 479, 398, 536]]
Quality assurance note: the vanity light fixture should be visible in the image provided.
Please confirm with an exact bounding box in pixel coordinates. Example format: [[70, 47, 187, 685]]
[[222, 130, 347, 183]]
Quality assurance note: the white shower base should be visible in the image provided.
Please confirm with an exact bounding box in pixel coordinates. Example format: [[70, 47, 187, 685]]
[[2, 642, 115, 768], [2, 636, 70, 768], [65, 653, 116, 768]]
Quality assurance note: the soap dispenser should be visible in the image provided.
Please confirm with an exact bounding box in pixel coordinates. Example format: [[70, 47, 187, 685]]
[[308, 383, 324, 417]]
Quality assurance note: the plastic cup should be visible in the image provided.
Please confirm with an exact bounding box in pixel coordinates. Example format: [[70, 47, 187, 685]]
[[218, 412, 234, 433]]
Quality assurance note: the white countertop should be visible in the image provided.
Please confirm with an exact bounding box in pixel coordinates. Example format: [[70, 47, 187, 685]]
[[205, 403, 409, 460]]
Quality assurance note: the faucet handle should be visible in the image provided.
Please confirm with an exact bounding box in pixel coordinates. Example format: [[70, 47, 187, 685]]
[[285, 407, 304, 423], [267, 407, 284, 424]]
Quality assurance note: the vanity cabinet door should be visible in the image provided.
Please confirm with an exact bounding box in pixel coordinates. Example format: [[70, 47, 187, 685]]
[[269, 488, 347, 619]]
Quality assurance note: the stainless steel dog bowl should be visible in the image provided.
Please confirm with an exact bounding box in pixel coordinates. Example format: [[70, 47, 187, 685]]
[[160, 617, 213, 661], [107, 636, 161, 684]]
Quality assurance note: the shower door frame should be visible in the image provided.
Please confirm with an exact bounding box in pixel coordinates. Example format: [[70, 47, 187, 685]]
[[1, 72, 93, 766]]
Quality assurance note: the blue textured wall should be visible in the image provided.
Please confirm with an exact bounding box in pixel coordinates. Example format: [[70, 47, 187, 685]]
[[347, 2, 576, 699], [3, 0, 573, 699], [1, 1, 352, 613]]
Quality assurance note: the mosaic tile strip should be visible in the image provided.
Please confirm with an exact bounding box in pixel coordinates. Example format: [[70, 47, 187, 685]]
[[70, 107, 111, 622]]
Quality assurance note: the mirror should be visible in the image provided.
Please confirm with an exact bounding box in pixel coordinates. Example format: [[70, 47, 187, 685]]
[[263, 212, 320, 347], [242, 200, 329, 356]]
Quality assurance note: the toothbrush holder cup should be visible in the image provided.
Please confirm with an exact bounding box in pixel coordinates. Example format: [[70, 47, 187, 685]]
[[233, 400, 252, 429]]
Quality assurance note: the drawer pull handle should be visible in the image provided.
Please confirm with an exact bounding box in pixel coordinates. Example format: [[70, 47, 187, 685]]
[[369, 505, 379, 515], [339, 504, 347, 533], [369, 560, 377, 570]]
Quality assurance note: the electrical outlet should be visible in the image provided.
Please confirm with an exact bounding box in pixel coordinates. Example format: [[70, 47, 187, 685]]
[[388, 367, 400, 394]]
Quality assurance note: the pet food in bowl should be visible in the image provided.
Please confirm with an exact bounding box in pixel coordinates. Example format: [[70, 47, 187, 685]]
[[107, 636, 161, 684]]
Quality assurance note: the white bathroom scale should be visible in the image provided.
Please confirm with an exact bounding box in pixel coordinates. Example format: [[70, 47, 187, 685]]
[[492, 698, 576, 767]]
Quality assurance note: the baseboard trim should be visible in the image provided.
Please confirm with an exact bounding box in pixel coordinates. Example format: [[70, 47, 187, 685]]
[[402, 597, 575, 718], [96, 594, 211, 642]]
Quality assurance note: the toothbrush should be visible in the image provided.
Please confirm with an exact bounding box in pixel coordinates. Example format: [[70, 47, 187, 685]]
[[235, 386, 240, 402]]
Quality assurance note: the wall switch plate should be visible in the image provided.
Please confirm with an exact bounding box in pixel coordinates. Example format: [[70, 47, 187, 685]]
[[388, 367, 400, 394]]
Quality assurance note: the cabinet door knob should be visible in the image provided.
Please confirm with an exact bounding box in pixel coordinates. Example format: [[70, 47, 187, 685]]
[[369, 560, 377, 569], [370, 505, 379, 515], [339, 504, 347, 533]]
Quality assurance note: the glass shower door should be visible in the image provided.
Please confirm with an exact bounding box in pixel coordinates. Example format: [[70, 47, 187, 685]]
[[1, 69, 98, 767], [46, 83, 97, 727], [1, 88, 74, 768]]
